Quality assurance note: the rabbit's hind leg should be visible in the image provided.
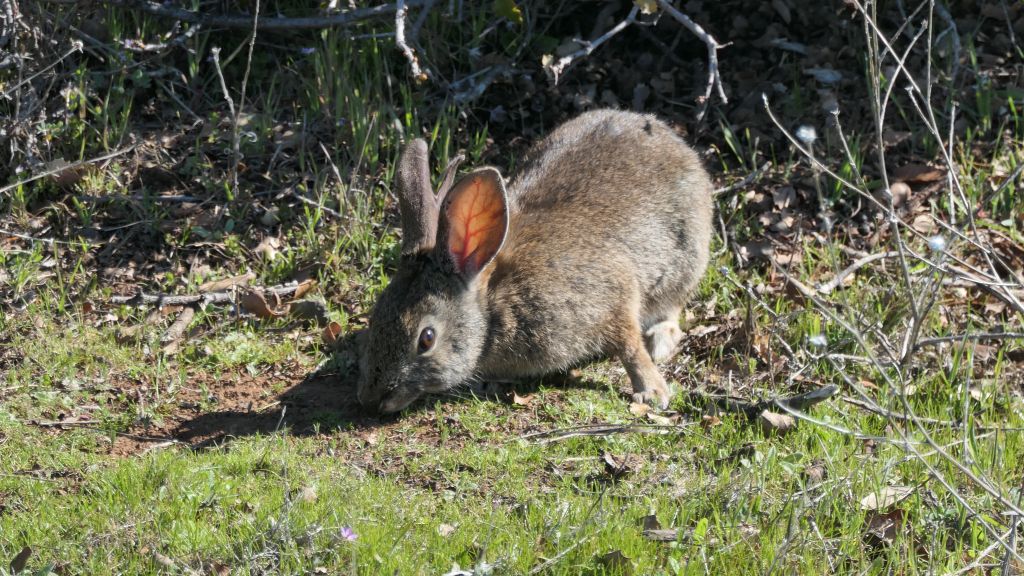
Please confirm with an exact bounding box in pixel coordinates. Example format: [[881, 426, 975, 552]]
[[611, 304, 672, 409], [643, 307, 683, 364]]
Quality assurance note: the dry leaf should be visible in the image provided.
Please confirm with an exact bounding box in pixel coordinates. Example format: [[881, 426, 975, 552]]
[[602, 452, 638, 478], [864, 508, 905, 548], [640, 514, 662, 531], [892, 164, 944, 184], [438, 523, 457, 537], [512, 392, 534, 406], [209, 561, 231, 576], [288, 300, 329, 325], [9, 546, 31, 574], [860, 486, 914, 510], [634, 0, 658, 14], [240, 290, 285, 319], [646, 412, 674, 425], [700, 414, 722, 429], [802, 460, 826, 483], [739, 240, 773, 262], [322, 321, 342, 345], [292, 278, 317, 299], [643, 528, 679, 542], [758, 410, 795, 434], [596, 550, 632, 574], [888, 181, 912, 207], [299, 485, 317, 503], [199, 271, 255, 292], [255, 237, 280, 261], [629, 402, 651, 417]]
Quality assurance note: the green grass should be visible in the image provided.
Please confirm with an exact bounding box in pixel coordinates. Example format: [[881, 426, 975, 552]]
[[3, 2, 1024, 574]]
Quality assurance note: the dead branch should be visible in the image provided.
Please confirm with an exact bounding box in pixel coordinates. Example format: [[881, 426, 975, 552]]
[[111, 283, 306, 307], [713, 161, 770, 196], [395, 0, 428, 82], [543, 5, 638, 83], [40, 0, 431, 30], [656, 0, 728, 120], [816, 251, 899, 294], [518, 422, 694, 444], [914, 332, 1024, 350]]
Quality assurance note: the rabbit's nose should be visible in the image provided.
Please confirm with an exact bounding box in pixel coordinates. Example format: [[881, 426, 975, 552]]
[[356, 377, 384, 409]]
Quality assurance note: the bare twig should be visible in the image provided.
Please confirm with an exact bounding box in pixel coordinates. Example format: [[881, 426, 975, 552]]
[[713, 161, 770, 197], [816, 251, 899, 294], [41, 0, 430, 30], [543, 5, 638, 83], [518, 422, 693, 444], [111, 283, 306, 307], [914, 332, 1024, 350], [0, 146, 136, 195], [656, 0, 728, 121], [230, 0, 262, 198], [395, 0, 428, 82]]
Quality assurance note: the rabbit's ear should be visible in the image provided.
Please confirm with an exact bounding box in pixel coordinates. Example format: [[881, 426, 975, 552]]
[[438, 167, 509, 280], [395, 139, 439, 256]]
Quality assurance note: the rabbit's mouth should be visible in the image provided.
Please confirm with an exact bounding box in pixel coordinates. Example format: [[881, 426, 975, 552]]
[[379, 386, 423, 413]]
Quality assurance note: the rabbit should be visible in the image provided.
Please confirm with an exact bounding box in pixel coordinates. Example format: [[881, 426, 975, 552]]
[[357, 109, 714, 414]]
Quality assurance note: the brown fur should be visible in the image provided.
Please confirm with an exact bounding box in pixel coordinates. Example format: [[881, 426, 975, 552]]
[[357, 109, 713, 413]]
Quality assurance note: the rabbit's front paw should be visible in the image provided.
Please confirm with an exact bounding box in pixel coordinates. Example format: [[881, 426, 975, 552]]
[[632, 380, 671, 410], [644, 320, 683, 364]]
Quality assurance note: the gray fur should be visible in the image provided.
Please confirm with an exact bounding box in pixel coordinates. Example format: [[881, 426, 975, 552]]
[[357, 109, 714, 413]]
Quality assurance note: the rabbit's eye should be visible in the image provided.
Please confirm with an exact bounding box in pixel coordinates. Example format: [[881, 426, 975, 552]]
[[417, 327, 436, 353]]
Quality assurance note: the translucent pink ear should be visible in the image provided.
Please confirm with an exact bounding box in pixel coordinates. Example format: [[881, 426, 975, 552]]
[[438, 168, 509, 278], [395, 139, 464, 256]]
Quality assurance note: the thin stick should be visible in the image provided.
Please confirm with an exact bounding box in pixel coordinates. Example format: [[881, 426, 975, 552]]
[[656, 0, 728, 121], [713, 161, 770, 197], [0, 146, 136, 195], [914, 332, 1024, 349], [544, 6, 638, 83], [816, 251, 899, 294], [41, 0, 430, 30], [110, 283, 306, 307], [395, 0, 428, 81]]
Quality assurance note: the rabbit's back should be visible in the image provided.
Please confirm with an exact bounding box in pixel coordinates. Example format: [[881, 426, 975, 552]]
[[478, 110, 713, 379]]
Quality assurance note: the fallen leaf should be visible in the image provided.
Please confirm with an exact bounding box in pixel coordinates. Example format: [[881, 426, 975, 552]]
[[758, 410, 796, 435], [288, 300, 329, 325], [772, 186, 797, 209], [322, 321, 342, 345], [645, 412, 675, 425], [803, 67, 842, 85], [640, 514, 661, 531], [208, 561, 231, 576], [860, 486, 914, 510], [9, 546, 31, 574], [298, 485, 317, 503], [864, 508, 905, 548], [512, 392, 534, 406], [892, 164, 944, 184], [438, 523, 457, 537], [602, 452, 638, 478], [642, 528, 679, 542], [240, 290, 285, 319], [596, 550, 632, 574], [255, 237, 280, 261], [739, 240, 774, 262], [199, 271, 256, 292], [292, 278, 317, 299], [802, 460, 826, 483], [634, 0, 658, 14], [888, 181, 912, 207], [629, 402, 651, 417], [700, 414, 722, 429]]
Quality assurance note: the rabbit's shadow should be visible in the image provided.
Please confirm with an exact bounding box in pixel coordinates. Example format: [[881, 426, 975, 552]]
[[172, 334, 609, 449]]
